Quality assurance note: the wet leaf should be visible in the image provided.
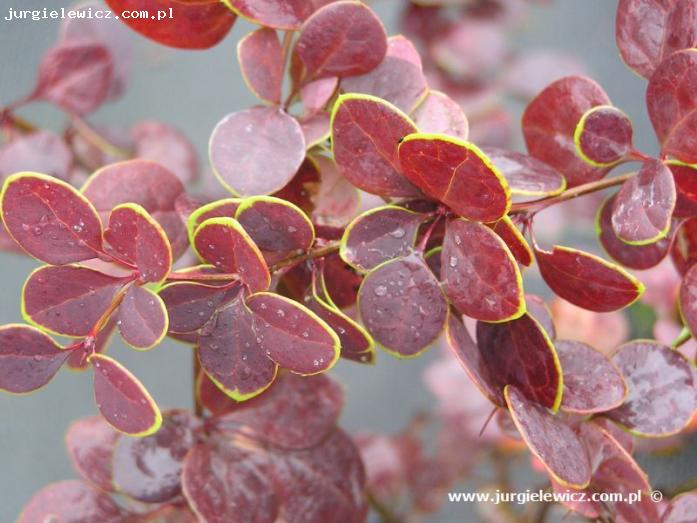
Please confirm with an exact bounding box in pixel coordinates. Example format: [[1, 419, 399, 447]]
[[0, 131, 73, 182], [237, 28, 283, 104], [489, 216, 533, 267], [187, 198, 242, 245], [117, 285, 168, 350], [66, 416, 118, 492], [412, 90, 469, 140], [483, 148, 566, 197], [159, 281, 240, 334], [574, 105, 633, 167]]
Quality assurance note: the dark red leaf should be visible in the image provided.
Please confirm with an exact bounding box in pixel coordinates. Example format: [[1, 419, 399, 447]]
[[130, 121, 199, 184], [489, 216, 533, 267], [358, 254, 447, 357], [535, 245, 644, 312], [574, 105, 633, 167], [412, 90, 469, 140], [113, 410, 198, 503], [505, 385, 591, 488], [330, 93, 419, 197], [647, 49, 697, 163], [616, 0, 697, 78], [35, 40, 112, 115], [556, 340, 627, 414], [293, 1, 387, 81], [90, 354, 162, 436], [82, 159, 188, 258], [187, 198, 241, 244], [22, 265, 123, 337], [477, 314, 562, 409], [442, 219, 524, 321], [66, 416, 118, 492], [209, 107, 305, 196], [159, 281, 240, 334], [323, 252, 363, 309], [105, 203, 172, 283], [672, 217, 697, 274], [522, 76, 611, 187], [237, 28, 283, 104], [596, 194, 673, 270], [0, 324, 69, 394], [246, 292, 340, 373], [193, 217, 270, 292], [680, 263, 697, 339], [399, 134, 511, 222], [0, 131, 73, 182], [340, 205, 424, 272], [224, 0, 314, 29], [2, 172, 103, 264], [18, 480, 125, 523], [483, 147, 566, 198], [611, 159, 675, 245], [105, 0, 236, 49], [198, 293, 278, 401], [670, 160, 697, 218], [608, 341, 697, 436], [525, 294, 556, 340], [196, 371, 239, 415], [117, 285, 168, 350]]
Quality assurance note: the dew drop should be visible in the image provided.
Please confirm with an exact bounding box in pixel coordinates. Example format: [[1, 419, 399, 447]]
[[389, 227, 405, 239], [374, 285, 387, 297]]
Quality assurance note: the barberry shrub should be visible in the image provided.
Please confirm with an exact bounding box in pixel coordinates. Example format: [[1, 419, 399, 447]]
[[1, 0, 697, 522]]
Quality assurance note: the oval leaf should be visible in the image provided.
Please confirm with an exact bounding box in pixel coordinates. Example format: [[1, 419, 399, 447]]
[[489, 216, 533, 267], [159, 281, 240, 334], [187, 198, 241, 244], [574, 105, 633, 167], [223, 0, 313, 29], [412, 90, 469, 140], [117, 285, 168, 350], [483, 148, 566, 197], [0, 130, 73, 182], [237, 28, 283, 104], [66, 416, 118, 492]]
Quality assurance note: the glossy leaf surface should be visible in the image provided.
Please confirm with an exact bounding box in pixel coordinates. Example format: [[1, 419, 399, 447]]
[[187, 198, 241, 244], [237, 28, 283, 104], [483, 148, 566, 197], [574, 105, 633, 167], [412, 90, 469, 140], [66, 416, 118, 492], [117, 285, 168, 350], [489, 216, 533, 267], [159, 281, 239, 334]]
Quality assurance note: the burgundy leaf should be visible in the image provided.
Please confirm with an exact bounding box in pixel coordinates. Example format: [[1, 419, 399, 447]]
[[237, 28, 283, 104], [505, 385, 591, 488], [477, 314, 562, 409], [608, 341, 697, 436], [483, 147, 566, 197], [647, 49, 697, 163], [412, 90, 469, 140], [672, 217, 697, 274], [574, 105, 633, 167], [2, 172, 103, 264], [340, 205, 424, 272], [130, 121, 199, 184], [196, 371, 240, 416], [113, 410, 198, 503], [198, 293, 278, 401], [117, 285, 168, 350], [556, 340, 627, 414], [159, 281, 240, 334], [293, 1, 387, 81], [398, 134, 511, 222], [680, 263, 697, 339], [331, 93, 420, 197], [522, 76, 611, 187], [535, 245, 644, 312], [662, 491, 697, 523], [209, 107, 305, 196], [0, 324, 69, 394], [611, 159, 676, 245], [307, 154, 360, 228], [670, 160, 697, 218], [525, 294, 556, 340], [246, 292, 340, 374], [299, 112, 331, 149], [187, 198, 241, 244], [22, 265, 124, 337], [224, 0, 315, 29], [66, 416, 118, 492], [0, 131, 73, 182], [358, 254, 447, 358], [489, 216, 533, 267], [90, 354, 162, 436], [193, 217, 270, 292], [300, 77, 338, 116], [105, 203, 172, 283], [442, 218, 524, 321]]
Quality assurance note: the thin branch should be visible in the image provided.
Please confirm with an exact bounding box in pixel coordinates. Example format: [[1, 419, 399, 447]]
[[70, 114, 131, 159], [270, 241, 340, 272]]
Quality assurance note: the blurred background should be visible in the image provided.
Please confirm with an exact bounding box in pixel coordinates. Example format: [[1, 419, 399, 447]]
[[0, 1, 694, 521]]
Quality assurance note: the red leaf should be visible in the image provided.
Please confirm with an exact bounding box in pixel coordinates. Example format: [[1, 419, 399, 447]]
[[525, 294, 556, 340], [300, 77, 338, 116], [18, 480, 126, 523], [159, 281, 240, 334], [616, 0, 697, 78], [35, 40, 112, 115], [130, 121, 199, 184], [477, 314, 562, 409], [22, 265, 124, 337], [1, 172, 103, 264], [0, 324, 69, 394], [522, 76, 611, 187], [556, 340, 627, 414], [442, 219, 524, 321], [340, 205, 424, 272], [489, 216, 533, 267], [117, 285, 168, 350], [412, 90, 469, 140], [198, 293, 278, 401], [224, 0, 314, 29], [307, 154, 360, 228], [483, 147, 566, 198], [237, 28, 284, 104], [193, 217, 270, 292], [611, 159, 675, 245], [574, 105, 633, 167], [196, 371, 240, 415], [90, 354, 162, 436], [647, 49, 697, 163], [398, 134, 511, 222], [535, 245, 644, 312], [358, 254, 447, 357], [113, 410, 199, 503], [66, 416, 118, 492], [331, 94, 420, 197], [209, 107, 305, 196], [187, 198, 241, 244], [82, 160, 188, 258], [105, 0, 236, 49], [246, 292, 340, 373], [293, 1, 387, 81], [505, 385, 591, 488], [0, 131, 73, 182], [105, 203, 172, 283], [672, 217, 697, 274], [662, 491, 697, 523], [608, 341, 697, 436], [670, 160, 697, 218]]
